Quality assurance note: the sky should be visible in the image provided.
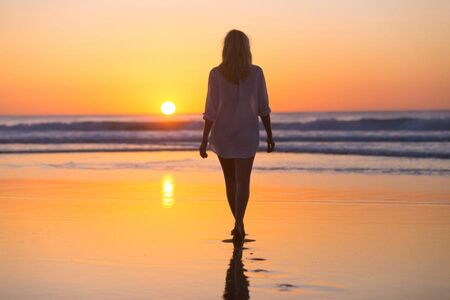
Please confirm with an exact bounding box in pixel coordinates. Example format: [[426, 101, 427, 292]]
[[0, 0, 449, 115]]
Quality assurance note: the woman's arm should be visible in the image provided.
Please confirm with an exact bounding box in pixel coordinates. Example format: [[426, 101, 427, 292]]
[[260, 114, 275, 153], [257, 68, 274, 153], [199, 119, 213, 158], [200, 69, 218, 159]]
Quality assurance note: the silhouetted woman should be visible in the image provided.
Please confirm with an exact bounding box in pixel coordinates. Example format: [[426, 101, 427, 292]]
[[199, 29, 274, 242]]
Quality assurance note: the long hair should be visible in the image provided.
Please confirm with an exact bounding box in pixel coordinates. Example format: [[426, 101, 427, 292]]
[[219, 29, 252, 84]]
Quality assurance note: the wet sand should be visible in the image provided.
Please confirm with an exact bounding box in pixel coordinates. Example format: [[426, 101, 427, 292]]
[[0, 152, 449, 299]]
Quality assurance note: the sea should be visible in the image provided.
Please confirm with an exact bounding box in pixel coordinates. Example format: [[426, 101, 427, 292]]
[[1, 111, 449, 176]]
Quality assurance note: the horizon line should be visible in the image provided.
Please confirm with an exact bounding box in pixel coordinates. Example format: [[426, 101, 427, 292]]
[[1, 108, 450, 117]]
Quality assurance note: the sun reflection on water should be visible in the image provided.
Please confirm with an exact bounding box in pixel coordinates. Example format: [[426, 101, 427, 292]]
[[162, 174, 174, 208]]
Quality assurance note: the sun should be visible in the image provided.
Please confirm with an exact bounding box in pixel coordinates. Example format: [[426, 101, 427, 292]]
[[160, 101, 176, 115]]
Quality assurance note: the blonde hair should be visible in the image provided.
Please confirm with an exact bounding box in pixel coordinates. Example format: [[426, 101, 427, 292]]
[[219, 29, 252, 84]]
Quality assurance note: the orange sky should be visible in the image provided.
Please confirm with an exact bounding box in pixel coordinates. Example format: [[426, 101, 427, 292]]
[[1, 0, 449, 115]]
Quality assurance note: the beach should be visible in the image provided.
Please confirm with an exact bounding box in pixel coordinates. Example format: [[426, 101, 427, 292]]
[[1, 151, 449, 299], [2, 0, 449, 297]]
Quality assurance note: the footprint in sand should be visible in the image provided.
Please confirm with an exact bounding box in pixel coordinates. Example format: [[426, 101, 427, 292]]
[[248, 257, 267, 261], [277, 283, 297, 292], [252, 268, 269, 273]]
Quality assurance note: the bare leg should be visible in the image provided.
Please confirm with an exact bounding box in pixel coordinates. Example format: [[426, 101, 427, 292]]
[[218, 156, 236, 219], [234, 156, 255, 238]]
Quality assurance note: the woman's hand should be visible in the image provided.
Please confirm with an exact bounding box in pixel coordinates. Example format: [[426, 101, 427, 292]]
[[260, 115, 274, 153], [199, 141, 208, 158], [267, 137, 275, 153]]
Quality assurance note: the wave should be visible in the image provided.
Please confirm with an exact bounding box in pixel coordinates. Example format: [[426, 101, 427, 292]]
[[1, 117, 449, 131], [1, 134, 449, 144], [273, 145, 450, 159], [41, 161, 450, 176], [273, 117, 450, 131], [0, 121, 199, 131], [1, 115, 449, 159], [1, 144, 449, 159]]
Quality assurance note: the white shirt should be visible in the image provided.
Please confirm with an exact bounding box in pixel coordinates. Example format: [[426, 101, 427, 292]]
[[203, 65, 271, 158]]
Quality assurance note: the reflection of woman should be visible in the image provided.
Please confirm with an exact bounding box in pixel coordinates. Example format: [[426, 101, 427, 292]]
[[199, 30, 274, 241], [223, 247, 249, 300]]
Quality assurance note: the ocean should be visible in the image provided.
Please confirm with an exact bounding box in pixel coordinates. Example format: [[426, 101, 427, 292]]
[[1, 111, 449, 176], [1, 111, 450, 299]]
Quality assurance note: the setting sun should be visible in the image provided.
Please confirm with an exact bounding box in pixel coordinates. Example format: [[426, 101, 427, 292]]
[[160, 101, 176, 115]]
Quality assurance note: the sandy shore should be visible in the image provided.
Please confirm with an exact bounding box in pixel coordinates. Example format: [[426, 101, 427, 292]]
[[0, 152, 449, 299]]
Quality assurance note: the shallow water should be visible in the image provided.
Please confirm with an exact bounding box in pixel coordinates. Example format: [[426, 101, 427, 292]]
[[0, 152, 449, 299], [1, 151, 450, 177]]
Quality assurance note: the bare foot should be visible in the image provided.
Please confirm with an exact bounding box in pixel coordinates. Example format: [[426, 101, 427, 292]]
[[233, 222, 245, 242], [231, 224, 246, 236]]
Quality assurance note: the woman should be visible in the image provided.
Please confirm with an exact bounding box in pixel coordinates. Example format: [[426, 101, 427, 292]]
[[199, 29, 275, 242]]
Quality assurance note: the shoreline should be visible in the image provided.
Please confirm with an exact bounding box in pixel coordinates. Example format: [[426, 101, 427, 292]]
[[0, 151, 449, 299]]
